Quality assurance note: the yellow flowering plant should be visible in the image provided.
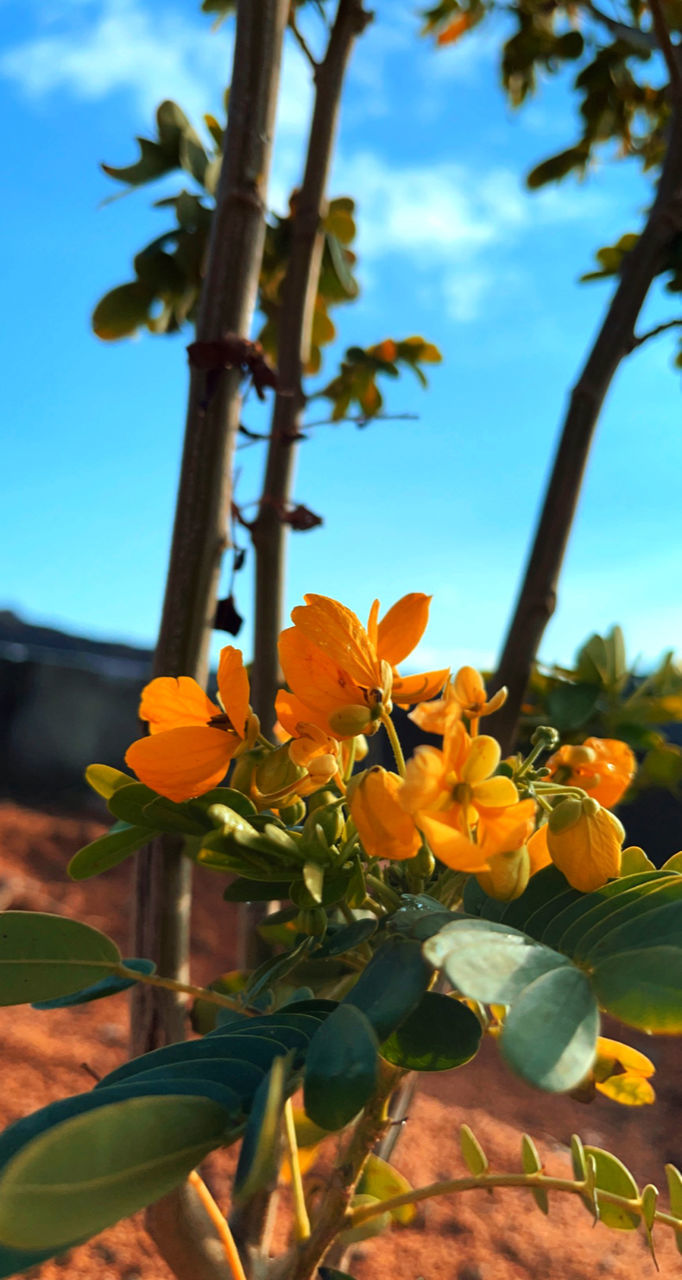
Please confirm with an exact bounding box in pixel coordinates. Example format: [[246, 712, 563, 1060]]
[[2, 591, 682, 1280]]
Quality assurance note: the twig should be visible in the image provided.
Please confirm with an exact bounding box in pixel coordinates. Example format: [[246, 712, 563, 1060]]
[[303, 410, 419, 427], [288, 9, 319, 68], [582, 0, 656, 52], [648, 0, 682, 93], [628, 316, 682, 350]]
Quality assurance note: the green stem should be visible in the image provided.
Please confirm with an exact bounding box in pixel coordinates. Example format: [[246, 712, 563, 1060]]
[[284, 1099, 312, 1241], [347, 1169, 678, 1232], [116, 964, 243, 1011], [365, 873, 401, 911], [380, 709, 406, 778]]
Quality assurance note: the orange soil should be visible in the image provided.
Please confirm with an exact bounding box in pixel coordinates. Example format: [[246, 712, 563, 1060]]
[[0, 800, 680, 1280]]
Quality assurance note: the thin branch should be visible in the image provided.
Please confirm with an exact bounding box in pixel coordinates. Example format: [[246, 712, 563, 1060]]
[[490, 92, 682, 754], [628, 316, 682, 349], [288, 9, 319, 68], [582, 0, 656, 51], [303, 410, 419, 427], [648, 0, 682, 92]]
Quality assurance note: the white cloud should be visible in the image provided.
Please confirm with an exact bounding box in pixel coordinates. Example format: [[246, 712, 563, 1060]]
[[0, 0, 314, 140]]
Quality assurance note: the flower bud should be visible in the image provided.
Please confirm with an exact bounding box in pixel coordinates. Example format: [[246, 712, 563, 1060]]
[[254, 744, 307, 804], [328, 704, 375, 737], [229, 747, 265, 797], [303, 802, 344, 847], [548, 797, 624, 892], [279, 798, 307, 826], [348, 767, 421, 862], [476, 846, 530, 902], [294, 908, 327, 938]]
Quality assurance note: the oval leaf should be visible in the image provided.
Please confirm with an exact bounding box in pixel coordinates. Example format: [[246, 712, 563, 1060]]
[[0, 913, 121, 1005], [304, 1004, 379, 1131], [380, 991, 481, 1071], [500, 965, 599, 1092]]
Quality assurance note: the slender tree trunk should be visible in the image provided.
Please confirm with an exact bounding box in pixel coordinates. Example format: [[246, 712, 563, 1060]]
[[490, 88, 682, 754], [128, 3, 289, 1277], [249, 0, 373, 734]]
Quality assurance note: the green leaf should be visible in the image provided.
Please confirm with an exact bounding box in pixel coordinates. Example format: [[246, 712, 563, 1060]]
[[521, 1134, 548, 1214], [0, 912, 121, 1005], [318, 1270, 359, 1280], [32, 957, 155, 1009], [553, 872, 676, 957], [223, 878, 293, 902], [356, 1153, 415, 1224], [500, 966, 598, 1092], [304, 1004, 379, 1130], [579, 893, 682, 962], [97, 1034, 290, 1090], [108, 783, 209, 835], [380, 991, 481, 1071], [315, 919, 377, 956], [102, 137, 176, 186], [92, 282, 154, 340], [592, 946, 682, 1031], [546, 682, 600, 731], [343, 937, 431, 1041], [423, 920, 570, 1005], [0, 1095, 230, 1250], [583, 1146, 640, 1230], [234, 1055, 291, 1202], [84, 764, 136, 799], [67, 822, 157, 880], [460, 1124, 488, 1175]]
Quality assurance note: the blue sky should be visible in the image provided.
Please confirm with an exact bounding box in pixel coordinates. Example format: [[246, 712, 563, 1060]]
[[2, 0, 681, 679]]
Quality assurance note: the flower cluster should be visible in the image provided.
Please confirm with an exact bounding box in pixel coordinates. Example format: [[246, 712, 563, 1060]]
[[124, 590, 635, 900]]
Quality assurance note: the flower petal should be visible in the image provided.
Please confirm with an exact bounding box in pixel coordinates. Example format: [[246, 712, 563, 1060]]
[[392, 668, 449, 705], [472, 776, 518, 808], [417, 813, 491, 872], [217, 646, 250, 736], [139, 677, 220, 734], [461, 735, 500, 785], [350, 767, 421, 861], [279, 626, 365, 718], [476, 799, 536, 856], [125, 725, 237, 802], [377, 593, 431, 667], [527, 824, 552, 874], [293, 595, 379, 687]]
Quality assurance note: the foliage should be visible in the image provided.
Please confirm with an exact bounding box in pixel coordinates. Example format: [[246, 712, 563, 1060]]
[[3, 593, 682, 1276]]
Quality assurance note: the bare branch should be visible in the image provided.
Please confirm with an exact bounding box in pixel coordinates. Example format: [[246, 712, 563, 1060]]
[[628, 316, 682, 349], [648, 0, 682, 92], [583, 0, 656, 52], [288, 8, 319, 68]]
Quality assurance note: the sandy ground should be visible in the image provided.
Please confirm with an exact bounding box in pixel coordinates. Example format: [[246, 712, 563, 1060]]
[[1, 799, 681, 1280]]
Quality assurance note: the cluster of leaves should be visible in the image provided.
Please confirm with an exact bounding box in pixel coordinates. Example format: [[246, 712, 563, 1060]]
[[314, 337, 442, 420], [421, 1, 670, 186], [522, 626, 682, 797], [94, 95, 442, 430], [4, 841, 682, 1271]]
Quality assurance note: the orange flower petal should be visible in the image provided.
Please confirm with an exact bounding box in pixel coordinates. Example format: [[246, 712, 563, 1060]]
[[527, 824, 552, 874], [139, 677, 220, 734], [350, 767, 421, 862], [392, 667, 449, 705], [366, 598, 380, 649], [461, 735, 500, 785], [377, 593, 431, 668], [473, 776, 518, 808], [418, 813, 491, 872], [476, 798, 536, 856], [275, 689, 330, 739], [279, 626, 365, 721], [217, 646, 250, 736], [453, 666, 486, 709], [293, 595, 379, 688], [125, 725, 237, 802]]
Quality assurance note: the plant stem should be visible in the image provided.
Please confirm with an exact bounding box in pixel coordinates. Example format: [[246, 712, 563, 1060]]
[[116, 964, 243, 1011], [380, 708, 407, 777], [187, 1173, 248, 1280], [283, 1099, 312, 1240], [490, 77, 682, 754], [249, 0, 373, 734], [347, 1167, 679, 1233]]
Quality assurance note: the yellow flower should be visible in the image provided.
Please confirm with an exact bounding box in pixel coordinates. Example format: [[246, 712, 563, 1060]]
[[276, 593, 448, 740], [125, 647, 252, 803], [546, 737, 636, 809], [401, 721, 535, 871], [547, 796, 624, 892], [349, 767, 421, 862]]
